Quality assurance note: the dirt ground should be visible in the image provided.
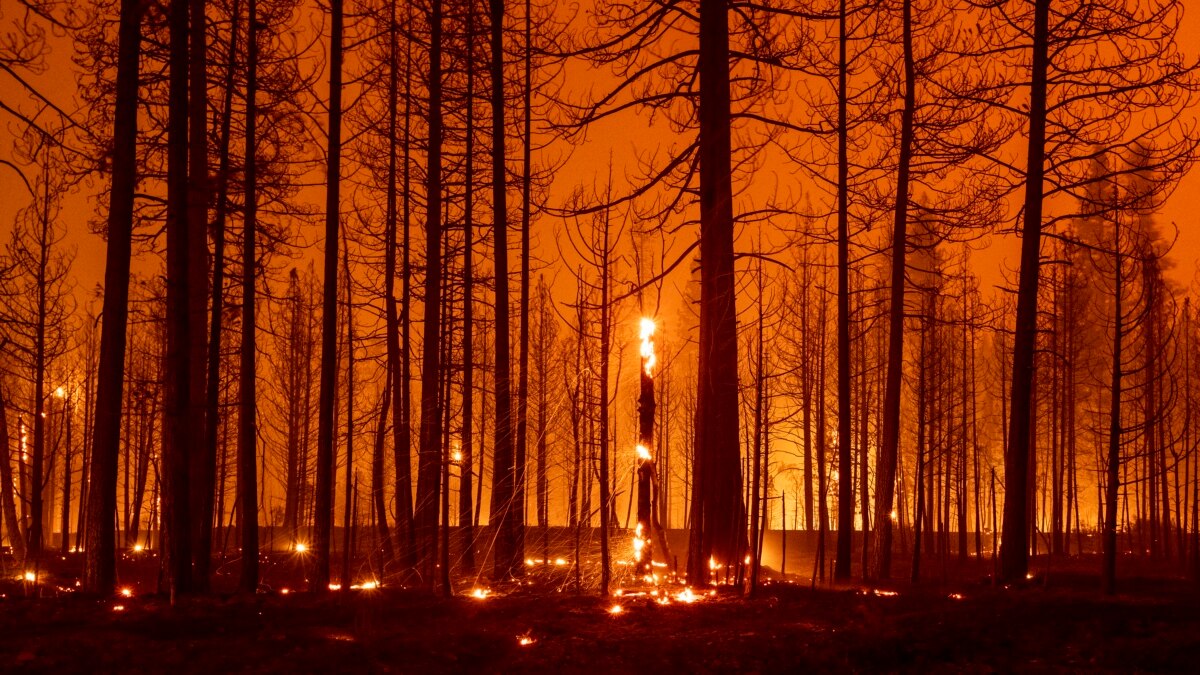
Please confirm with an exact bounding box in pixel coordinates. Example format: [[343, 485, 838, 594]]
[[1, 551, 1198, 673]]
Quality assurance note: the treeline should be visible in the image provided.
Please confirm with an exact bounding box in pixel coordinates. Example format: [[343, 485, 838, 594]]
[[0, 0, 1198, 599]]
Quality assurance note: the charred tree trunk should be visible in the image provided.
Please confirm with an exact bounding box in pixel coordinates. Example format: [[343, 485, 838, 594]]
[[237, 0, 260, 594], [870, 0, 915, 581], [314, 0, 345, 591], [1000, 0, 1050, 584], [687, 0, 746, 586], [163, 0, 194, 597], [187, 0, 213, 591], [488, 0, 520, 582], [415, 0, 445, 585]]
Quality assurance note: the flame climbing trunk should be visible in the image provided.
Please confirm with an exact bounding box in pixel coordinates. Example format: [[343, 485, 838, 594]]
[[636, 344, 656, 576]]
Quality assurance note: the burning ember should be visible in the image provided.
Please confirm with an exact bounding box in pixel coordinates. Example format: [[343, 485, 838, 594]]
[[471, 588, 491, 599], [609, 604, 624, 615]]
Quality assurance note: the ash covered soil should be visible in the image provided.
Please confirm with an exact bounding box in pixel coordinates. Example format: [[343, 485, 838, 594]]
[[1, 559, 1198, 673]]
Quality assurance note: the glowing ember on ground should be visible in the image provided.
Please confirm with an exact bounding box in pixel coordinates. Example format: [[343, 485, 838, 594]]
[[872, 589, 899, 597], [949, 593, 964, 600], [517, 634, 535, 646], [609, 604, 624, 615], [293, 543, 308, 553], [525, 558, 535, 566], [23, 571, 36, 582], [1026, 573, 1035, 580], [132, 544, 144, 553], [120, 587, 133, 598], [675, 587, 699, 603], [353, 580, 379, 590], [328, 583, 342, 591], [280, 588, 290, 595], [554, 557, 567, 566], [471, 588, 490, 599], [113, 605, 125, 612]]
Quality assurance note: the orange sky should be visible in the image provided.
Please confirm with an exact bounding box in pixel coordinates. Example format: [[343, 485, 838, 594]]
[[1, 0, 1199, 319]]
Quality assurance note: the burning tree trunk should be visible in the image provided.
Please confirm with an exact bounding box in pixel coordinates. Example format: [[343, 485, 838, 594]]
[[634, 318, 658, 580]]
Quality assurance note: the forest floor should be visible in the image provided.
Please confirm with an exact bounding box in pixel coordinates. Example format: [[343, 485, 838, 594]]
[[0, 552, 1197, 673]]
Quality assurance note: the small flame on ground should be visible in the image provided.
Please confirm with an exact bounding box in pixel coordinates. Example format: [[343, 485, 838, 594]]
[[872, 589, 899, 597], [554, 557, 567, 566], [120, 587, 133, 598], [948, 593, 964, 600], [471, 588, 490, 599], [328, 583, 342, 591], [609, 604, 624, 615], [517, 634, 535, 646], [675, 587, 698, 603], [23, 571, 36, 582], [280, 588, 290, 595], [113, 605, 125, 612], [132, 544, 145, 553], [293, 542, 308, 553]]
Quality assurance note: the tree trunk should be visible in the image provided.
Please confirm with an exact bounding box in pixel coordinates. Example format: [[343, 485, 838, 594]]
[[687, 0, 745, 586], [1000, 0, 1050, 584], [187, 0, 213, 591], [488, 0, 520, 582], [415, 0, 445, 585], [163, 0, 194, 597], [314, 0, 345, 591], [237, 0, 260, 594]]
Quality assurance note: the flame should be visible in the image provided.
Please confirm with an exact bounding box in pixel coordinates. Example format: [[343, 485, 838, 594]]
[[639, 318, 657, 376], [452, 450, 463, 463], [471, 588, 490, 599], [675, 587, 698, 603], [518, 635, 535, 646], [23, 571, 36, 582], [113, 604, 125, 612], [554, 557, 567, 566], [636, 444, 651, 462], [328, 583, 342, 591], [280, 588, 290, 595], [608, 604, 624, 615], [293, 542, 308, 553], [120, 587, 133, 598], [889, 509, 898, 521], [132, 544, 145, 553]]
